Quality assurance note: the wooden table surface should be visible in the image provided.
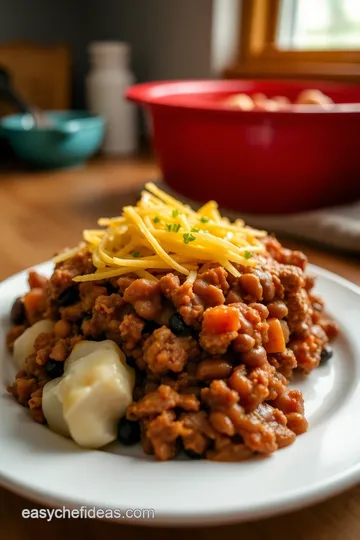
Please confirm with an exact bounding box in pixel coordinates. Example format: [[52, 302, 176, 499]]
[[1, 157, 359, 539]]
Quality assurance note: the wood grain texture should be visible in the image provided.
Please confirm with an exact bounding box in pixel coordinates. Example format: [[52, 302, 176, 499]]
[[0, 157, 359, 539]]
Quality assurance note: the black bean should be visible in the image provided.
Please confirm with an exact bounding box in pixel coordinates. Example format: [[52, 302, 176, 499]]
[[117, 417, 141, 445], [184, 448, 203, 459], [58, 287, 79, 307], [45, 359, 64, 378], [126, 356, 137, 369], [169, 313, 188, 336], [86, 334, 104, 342], [142, 320, 159, 335], [320, 345, 333, 365], [232, 433, 244, 444], [106, 283, 118, 295], [10, 297, 26, 325]]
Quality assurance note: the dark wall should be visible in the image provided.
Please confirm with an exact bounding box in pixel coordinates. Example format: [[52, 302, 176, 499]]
[[0, 0, 74, 42], [0, 0, 213, 107], [87, 0, 213, 81]]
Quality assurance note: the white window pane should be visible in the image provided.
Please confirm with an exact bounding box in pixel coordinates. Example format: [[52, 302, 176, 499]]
[[277, 0, 360, 50]]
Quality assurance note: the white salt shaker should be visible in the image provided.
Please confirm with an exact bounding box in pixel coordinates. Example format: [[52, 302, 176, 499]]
[[86, 41, 137, 155]]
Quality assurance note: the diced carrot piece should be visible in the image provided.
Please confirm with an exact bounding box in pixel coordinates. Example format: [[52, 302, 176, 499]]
[[23, 288, 46, 324], [28, 271, 48, 290], [265, 317, 286, 353], [202, 306, 240, 334]]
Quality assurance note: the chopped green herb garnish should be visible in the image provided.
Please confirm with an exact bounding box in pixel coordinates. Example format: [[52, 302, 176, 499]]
[[172, 223, 181, 232], [200, 216, 209, 223], [153, 216, 160, 223], [191, 227, 199, 233], [166, 223, 172, 232], [132, 251, 141, 258], [244, 251, 252, 260], [171, 209, 179, 218], [183, 232, 196, 244]]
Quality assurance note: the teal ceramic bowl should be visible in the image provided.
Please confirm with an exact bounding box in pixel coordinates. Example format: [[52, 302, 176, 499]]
[[0, 111, 105, 169]]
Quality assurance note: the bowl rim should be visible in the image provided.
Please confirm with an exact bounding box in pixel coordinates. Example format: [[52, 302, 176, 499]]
[[126, 79, 360, 115], [0, 110, 105, 132]]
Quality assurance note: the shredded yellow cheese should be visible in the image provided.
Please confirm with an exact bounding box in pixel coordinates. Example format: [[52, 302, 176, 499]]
[[54, 183, 267, 282], [53, 243, 86, 264]]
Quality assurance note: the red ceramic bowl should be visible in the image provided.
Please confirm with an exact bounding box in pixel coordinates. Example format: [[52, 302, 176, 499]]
[[127, 80, 360, 214]]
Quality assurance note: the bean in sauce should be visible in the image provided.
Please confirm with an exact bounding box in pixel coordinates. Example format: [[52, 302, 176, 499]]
[[169, 313, 189, 336], [117, 417, 141, 445], [320, 345, 333, 364], [45, 359, 64, 378], [10, 297, 26, 325], [58, 287, 79, 307]]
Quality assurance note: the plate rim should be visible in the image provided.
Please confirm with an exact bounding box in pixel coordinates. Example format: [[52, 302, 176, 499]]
[[1, 261, 360, 526]]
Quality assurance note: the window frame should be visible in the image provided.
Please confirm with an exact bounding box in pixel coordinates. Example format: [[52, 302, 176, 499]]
[[224, 0, 360, 81]]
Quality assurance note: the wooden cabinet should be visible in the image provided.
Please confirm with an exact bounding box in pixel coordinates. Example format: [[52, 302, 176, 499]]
[[0, 42, 71, 111]]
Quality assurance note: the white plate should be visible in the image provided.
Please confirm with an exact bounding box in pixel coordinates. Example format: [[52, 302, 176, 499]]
[[1, 262, 360, 526]]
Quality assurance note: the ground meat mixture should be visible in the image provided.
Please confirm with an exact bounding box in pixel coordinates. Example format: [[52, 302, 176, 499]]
[[49, 252, 95, 298], [123, 279, 163, 320], [159, 266, 229, 328], [6, 242, 338, 461], [142, 327, 198, 374]]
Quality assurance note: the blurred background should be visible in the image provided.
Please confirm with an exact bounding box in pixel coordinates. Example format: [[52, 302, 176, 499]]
[[2, 0, 360, 109], [2, 0, 360, 159], [0, 0, 217, 111], [0, 0, 360, 276]]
